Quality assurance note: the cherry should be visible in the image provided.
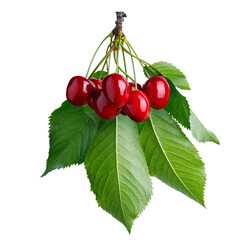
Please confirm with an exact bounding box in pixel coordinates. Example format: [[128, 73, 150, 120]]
[[92, 89, 121, 120], [129, 82, 142, 91], [90, 78, 102, 91], [143, 75, 170, 109], [124, 90, 150, 122], [102, 73, 130, 107], [88, 96, 95, 109], [66, 76, 94, 106]]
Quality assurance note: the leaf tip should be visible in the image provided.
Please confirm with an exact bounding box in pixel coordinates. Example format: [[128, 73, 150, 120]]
[[40, 169, 49, 178], [212, 133, 220, 145]]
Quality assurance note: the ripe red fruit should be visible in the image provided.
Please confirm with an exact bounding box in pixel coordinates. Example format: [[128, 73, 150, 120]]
[[143, 75, 170, 109], [102, 73, 130, 107], [90, 78, 102, 91], [66, 76, 94, 106], [129, 82, 142, 91], [88, 96, 94, 109], [92, 89, 121, 120], [124, 90, 150, 122]]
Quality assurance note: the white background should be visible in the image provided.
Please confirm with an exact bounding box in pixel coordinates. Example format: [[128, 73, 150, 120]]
[[0, 0, 239, 239]]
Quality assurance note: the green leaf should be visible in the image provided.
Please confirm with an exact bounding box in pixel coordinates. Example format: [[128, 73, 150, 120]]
[[85, 115, 152, 232], [144, 61, 190, 90], [92, 70, 108, 79], [138, 109, 206, 206], [190, 109, 220, 144], [41, 101, 100, 177], [165, 81, 191, 129]]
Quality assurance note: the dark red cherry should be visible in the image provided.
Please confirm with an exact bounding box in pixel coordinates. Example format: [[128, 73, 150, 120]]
[[102, 73, 130, 107], [66, 76, 94, 106], [90, 78, 102, 91], [129, 82, 142, 91], [88, 96, 94, 109], [92, 89, 121, 120], [143, 75, 170, 109], [124, 90, 150, 122], [87, 78, 102, 109]]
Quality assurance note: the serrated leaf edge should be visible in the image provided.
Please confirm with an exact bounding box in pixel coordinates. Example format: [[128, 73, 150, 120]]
[[190, 109, 220, 144], [148, 112, 206, 207], [85, 117, 153, 233]]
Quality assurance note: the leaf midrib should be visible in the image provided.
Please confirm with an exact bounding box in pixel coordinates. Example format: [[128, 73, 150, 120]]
[[149, 114, 201, 204], [115, 117, 127, 227]]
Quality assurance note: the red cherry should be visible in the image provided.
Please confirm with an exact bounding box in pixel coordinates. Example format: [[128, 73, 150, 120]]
[[92, 89, 121, 120], [66, 76, 94, 106], [87, 78, 102, 109], [88, 96, 94, 109], [102, 73, 130, 107], [129, 82, 142, 91], [90, 78, 102, 91], [124, 90, 150, 122], [143, 75, 170, 109]]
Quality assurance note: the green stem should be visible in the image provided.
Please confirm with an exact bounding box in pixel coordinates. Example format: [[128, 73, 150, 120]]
[[107, 38, 112, 74], [124, 41, 137, 88], [113, 51, 135, 82], [122, 45, 160, 75], [99, 39, 113, 79], [88, 46, 114, 80], [85, 35, 110, 78], [122, 47, 128, 80], [126, 40, 151, 79], [99, 60, 107, 79], [116, 34, 122, 73], [105, 41, 112, 74]]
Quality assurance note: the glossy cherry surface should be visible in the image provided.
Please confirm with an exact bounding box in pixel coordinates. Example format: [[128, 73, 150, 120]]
[[124, 90, 150, 122], [92, 89, 121, 120], [90, 78, 102, 91], [102, 73, 130, 107], [129, 82, 142, 91], [66, 76, 94, 106], [143, 75, 170, 109]]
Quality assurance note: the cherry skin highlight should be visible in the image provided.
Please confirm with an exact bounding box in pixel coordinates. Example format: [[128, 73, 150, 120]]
[[102, 73, 130, 107], [66, 76, 94, 106], [90, 78, 102, 91], [124, 90, 150, 122], [143, 75, 170, 109], [92, 89, 121, 120], [129, 82, 142, 91]]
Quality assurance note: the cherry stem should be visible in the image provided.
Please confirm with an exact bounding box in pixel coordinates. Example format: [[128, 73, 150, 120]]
[[99, 60, 107, 79], [107, 37, 112, 74], [122, 45, 161, 76], [123, 41, 137, 89], [85, 35, 110, 78], [113, 51, 135, 81], [116, 33, 122, 73], [125, 40, 151, 79], [88, 46, 114, 80], [121, 45, 128, 80], [99, 39, 114, 79], [104, 40, 112, 75]]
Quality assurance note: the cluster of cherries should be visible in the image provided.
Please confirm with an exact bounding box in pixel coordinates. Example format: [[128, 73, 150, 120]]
[[66, 73, 170, 122]]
